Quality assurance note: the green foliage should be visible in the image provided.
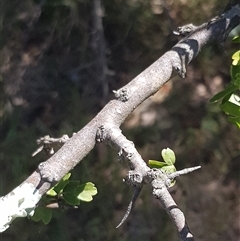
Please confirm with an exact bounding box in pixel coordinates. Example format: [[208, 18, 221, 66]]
[[148, 148, 177, 187], [210, 37, 240, 128], [31, 173, 97, 224], [48, 173, 71, 196], [31, 207, 52, 225], [76, 182, 98, 202]]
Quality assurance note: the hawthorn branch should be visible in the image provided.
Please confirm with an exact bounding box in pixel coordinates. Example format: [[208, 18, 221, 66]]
[[0, 2, 239, 238], [96, 124, 199, 234], [151, 168, 194, 241]]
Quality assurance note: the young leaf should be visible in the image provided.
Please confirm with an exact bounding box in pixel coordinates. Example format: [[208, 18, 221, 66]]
[[161, 148, 176, 165], [46, 188, 57, 197], [232, 50, 240, 66], [161, 165, 177, 174], [63, 173, 71, 180], [148, 160, 168, 169], [160, 165, 177, 187], [76, 182, 97, 202], [148, 148, 177, 187]]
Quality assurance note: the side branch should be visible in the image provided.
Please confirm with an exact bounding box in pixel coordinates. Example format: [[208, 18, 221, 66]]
[[149, 168, 194, 241], [96, 125, 148, 228]]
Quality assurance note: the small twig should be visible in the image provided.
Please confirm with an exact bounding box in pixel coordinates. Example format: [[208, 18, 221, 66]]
[[32, 134, 71, 157], [173, 24, 199, 36]]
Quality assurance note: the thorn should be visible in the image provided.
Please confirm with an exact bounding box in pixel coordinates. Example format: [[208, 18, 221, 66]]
[[168, 166, 201, 180], [32, 145, 44, 157], [116, 186, 142, 228]]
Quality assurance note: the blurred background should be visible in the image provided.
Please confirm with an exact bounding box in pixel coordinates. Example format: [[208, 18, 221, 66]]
[[0, 0, 239, 240]]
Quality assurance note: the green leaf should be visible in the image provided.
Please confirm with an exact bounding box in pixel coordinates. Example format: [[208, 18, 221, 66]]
[[63, 181, 80, 193], [231, 65, 240, 80], [148, 149, 177, 187], [169, 180, 176, 187], [233, 77, 240, 87], [148, 160, 168, 168], [232, 36, 240, 43], [46, 188, 57, 197], [63, 173, 71, 181], [220, 101, 240, 117], [31, 207, 52, 224], [41, 208, 52, 225], [232, 51, 240, 66], [161, 165, 177, 174], [229, 93, 240, 106], [161, 165, 177, 187], [161, 148, 176, 165], [53, 173, 71, 194], [62, 181, 81, 205], [76, 182, 98, 202], [210, 84, 238, 103], [31, 207, 43, 222], [62, 192, 80, 206], [221, 92, 233, 104], [227, 116, 240, 128]]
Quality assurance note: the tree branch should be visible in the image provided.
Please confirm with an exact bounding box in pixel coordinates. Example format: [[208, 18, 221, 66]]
[[1, 2, 239, 238], [151, 171, 194, 241]]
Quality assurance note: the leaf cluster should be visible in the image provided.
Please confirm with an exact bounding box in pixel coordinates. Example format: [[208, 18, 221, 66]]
[[31, 173, 97, 224], [210, 36, 240, 128], [148, 148, 177, 187]]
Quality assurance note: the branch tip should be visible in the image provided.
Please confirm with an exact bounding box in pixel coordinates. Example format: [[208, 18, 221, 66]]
[[168, 165, 201, 180]]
